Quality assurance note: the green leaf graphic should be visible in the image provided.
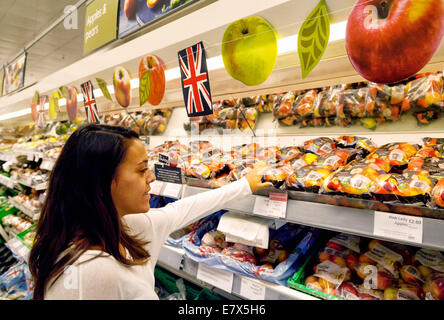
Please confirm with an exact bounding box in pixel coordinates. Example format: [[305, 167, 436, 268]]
[[59, 86, 69, 99], [32, 90, 40, 104], [139, 71, 151, 106], [96, 78, 113, 101], [298, 0, 330, 79]]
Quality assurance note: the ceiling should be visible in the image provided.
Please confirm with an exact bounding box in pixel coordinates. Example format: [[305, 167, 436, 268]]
[[0, 0, 85, 87]]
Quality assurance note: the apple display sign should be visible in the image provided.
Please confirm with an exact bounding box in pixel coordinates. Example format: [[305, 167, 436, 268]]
[[66, 86, 79, 122], [30, 91, 39, 122], [222, 16, 277, 86], [345, 0, 444, 84], [139, 55, 166, 106], [113, 66, 132, 108]]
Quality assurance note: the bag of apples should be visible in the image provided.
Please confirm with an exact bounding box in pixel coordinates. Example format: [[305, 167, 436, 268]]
[[183, 215, 322, 285]]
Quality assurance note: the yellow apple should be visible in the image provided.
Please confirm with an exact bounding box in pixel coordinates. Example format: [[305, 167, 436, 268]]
[[221, 16, 277, 86]]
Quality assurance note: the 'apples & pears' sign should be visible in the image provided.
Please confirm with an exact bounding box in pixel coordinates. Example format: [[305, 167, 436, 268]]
[[84, 0, 119, 54]]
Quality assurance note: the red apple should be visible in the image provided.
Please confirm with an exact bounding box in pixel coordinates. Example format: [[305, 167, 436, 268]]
[[138, 55, 166, 106], [331, 256, 347, 268], [359, 253, 377, 265], [345, 0, 444, 84], [124, 0, 136, 18], [326, 240, 344, 252], [66, 86, 78, 121], [376, 271, 393, 290], [113, 66, 132, 108], [346, 253, 358, 270], [430, 278, 444, 300]]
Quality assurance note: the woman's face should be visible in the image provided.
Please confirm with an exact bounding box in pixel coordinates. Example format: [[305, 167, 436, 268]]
[[111, 138, 156, 216]]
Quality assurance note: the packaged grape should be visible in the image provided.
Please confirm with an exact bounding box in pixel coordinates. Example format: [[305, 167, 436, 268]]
[[303, 137, 337, 157], [294, 90, 317, 121]]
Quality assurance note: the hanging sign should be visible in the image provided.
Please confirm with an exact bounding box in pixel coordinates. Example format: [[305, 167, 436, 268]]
[[49, 90, 61, 121], [178, 41, 213, 117], [298, 0, 330, 79], [66, 86, 78, 121], [81, 80, 100, 123], [0, 67, 4, 97], [37, 95, 48, 128], [31, 91, 39, 122], [83, 0, 119, 54]]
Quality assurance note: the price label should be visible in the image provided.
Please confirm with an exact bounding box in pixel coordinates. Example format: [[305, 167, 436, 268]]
[[373, 211, 423, 244], [240, 277, 266, 300], [158, 246, 183, 270], [162, 183, 182, 199], [197, 263, 233, 293], [149, 180, 163, 195], [253, 193, 287, 219]]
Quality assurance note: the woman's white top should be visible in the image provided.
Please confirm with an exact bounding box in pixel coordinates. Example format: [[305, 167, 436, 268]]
[[44, 178, 252, 300]]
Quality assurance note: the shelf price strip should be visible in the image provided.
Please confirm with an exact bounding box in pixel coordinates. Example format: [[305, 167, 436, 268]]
[[373, 211, 423, 244], [196, 263, 234, 293]]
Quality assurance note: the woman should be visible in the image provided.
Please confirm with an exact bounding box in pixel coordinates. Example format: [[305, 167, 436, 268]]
[[29, 124, 271, 300]]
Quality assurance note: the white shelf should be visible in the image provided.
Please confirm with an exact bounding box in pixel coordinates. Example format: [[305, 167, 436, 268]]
[[8, 198, 40, 221], [157, 244, 319, 300], [183, 186, 444, 251]]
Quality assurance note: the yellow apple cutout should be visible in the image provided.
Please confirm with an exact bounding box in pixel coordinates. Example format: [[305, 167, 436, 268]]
[[222, 16, 277, 86]]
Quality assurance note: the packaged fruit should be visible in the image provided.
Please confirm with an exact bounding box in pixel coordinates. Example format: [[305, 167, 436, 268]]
[[393, 171, 433, 204], [263, 165, 293, 189], [423, 137, 444, 147], [294, 90, 317, 121], [313, 260, 352, 294], [286, 166, 332, 193], [430, 178, 444, 208], [318, 149, 359, 171], [273, 91, 296, 120], [289, 153, 319, 170], [337, 87, 367, 119], [304, 137, 337, 157]]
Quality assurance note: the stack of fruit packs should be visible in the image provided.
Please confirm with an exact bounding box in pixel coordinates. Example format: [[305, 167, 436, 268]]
[[1, 214, 32, 235], [183, 212, 321, 285], [299, 233, 444, 300], [183, 97, 260, 133], [272, 72, 444, 129], [321, 137, 444, 209], [11, 191, 42, 213], [103, 107, 172, 135]]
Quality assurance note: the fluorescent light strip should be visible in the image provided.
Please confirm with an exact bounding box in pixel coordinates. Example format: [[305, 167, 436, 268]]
[[1, 21, 347, 121]]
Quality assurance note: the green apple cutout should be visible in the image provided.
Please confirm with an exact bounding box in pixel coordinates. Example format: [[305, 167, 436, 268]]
[[298, 0, 330, 79], [222, 16, 277, 86], [113, 66, 132, 108]]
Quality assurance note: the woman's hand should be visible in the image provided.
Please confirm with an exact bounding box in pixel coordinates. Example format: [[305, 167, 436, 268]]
[[244, 164, 273, 192]]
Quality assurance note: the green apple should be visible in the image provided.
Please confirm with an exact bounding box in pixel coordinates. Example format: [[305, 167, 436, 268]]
[[222, 16, 277, 86]]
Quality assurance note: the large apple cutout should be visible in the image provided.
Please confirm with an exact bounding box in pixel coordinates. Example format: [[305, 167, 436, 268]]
[[66, 86, 78, 121], [222, 16, 277, 86], [31, 91, 39, 122], [346, 0, 444, 84], [139, 55, 166, 106], [113, 66, 132, 108]]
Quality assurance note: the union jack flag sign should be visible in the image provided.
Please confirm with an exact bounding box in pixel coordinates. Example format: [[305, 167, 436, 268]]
[[80, 80, 100, 124], [178, 41, 213, 117]]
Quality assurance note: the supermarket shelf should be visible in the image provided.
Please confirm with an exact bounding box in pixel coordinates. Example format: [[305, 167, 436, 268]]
[[6, 237, 30, 263], [0, 224, 10, 242], [157, 245, 319, 301], [0, 175, 16, 189], [0, 151, 17, 163], [11, 149, 44, 162], [8, 198, 40, 221], [183, 186, 444, 251]]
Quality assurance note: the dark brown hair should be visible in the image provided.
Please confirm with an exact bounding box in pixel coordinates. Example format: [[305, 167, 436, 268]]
[[29, 124, 150, 300]]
